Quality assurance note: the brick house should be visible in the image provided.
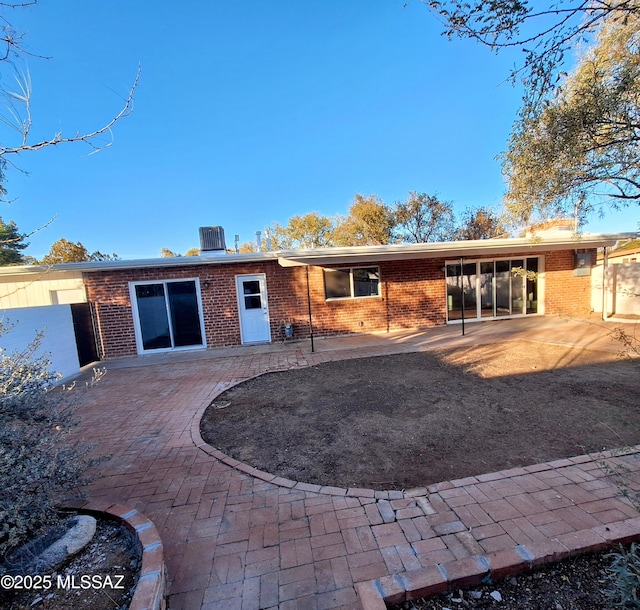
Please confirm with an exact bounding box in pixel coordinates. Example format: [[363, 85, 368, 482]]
[[69, 227, 630, 359], [1, 226, 632, 361]]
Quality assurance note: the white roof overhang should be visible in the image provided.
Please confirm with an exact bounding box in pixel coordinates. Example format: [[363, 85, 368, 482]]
[[0, 232, 634, 276], [276, 233, 635, 267], [0, 252, 280, 275]]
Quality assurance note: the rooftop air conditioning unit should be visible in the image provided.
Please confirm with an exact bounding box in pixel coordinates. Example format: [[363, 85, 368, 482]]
[[199, 226, 226, 256]]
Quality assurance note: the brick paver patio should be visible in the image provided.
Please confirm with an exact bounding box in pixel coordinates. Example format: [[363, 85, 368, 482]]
[[71, 317, 640, 609]]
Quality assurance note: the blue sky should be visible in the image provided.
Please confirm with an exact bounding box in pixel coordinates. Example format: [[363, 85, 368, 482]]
[[1, 1, 637, 260]]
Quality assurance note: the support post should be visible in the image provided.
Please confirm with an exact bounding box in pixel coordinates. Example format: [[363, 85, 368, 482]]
[[306, 265, 315, 353], [460, 257, 465, 336], [602, 247, 609, 321]]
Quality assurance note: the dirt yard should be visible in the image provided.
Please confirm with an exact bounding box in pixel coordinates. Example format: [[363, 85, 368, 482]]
[[200, 340, 640, 490]]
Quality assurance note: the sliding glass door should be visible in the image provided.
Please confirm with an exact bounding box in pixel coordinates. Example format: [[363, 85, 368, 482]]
[[131, 280, 205, 352], [446, 258, 540, 322]]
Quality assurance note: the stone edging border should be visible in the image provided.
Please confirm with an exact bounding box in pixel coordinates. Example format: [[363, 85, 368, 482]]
[[191, 386, 640, 502], [64, 499, 166, 610], [354, 517, 640, 609]]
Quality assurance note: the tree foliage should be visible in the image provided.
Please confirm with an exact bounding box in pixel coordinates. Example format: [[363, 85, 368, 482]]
[[423, 0, 638, 114], [454, 206, 507, 239], [39, 238, 118, 264], [394, 191, 455, 242], [503, 10, 640, 223], [264, 214, 334, 250], [0, 216, 27, 264], [285, 212, 335, 248], [252, 193, 507, 251], [333, 195, 395, 246]]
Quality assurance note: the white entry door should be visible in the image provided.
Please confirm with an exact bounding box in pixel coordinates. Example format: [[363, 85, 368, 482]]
[[236, 274, 271, 344]]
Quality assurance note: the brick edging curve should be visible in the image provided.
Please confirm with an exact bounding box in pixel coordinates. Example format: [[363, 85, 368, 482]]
[[64, 500, 166, 610], [189, 371, 387, 500], [354, 517, 640, 609], [190, 374, 640, 504]]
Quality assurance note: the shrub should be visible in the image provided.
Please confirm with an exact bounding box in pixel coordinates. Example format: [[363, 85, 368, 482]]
[[0, 324, 101, 563], [606, 543, 640, 608]]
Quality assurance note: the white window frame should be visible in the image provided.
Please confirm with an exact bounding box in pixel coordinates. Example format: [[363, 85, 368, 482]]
[[444, 256, 545, 323], [129, 278, 207, 354], [323, 266, 381, 300]]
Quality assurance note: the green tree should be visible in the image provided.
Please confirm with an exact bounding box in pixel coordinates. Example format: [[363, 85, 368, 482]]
[[89, 250, 120, 261], [287, 212, 335, 248], [502, 11, 640, 224], [39, 238, 119, 264], [333, 194, 395, 246], [393, 192, 455, 243], [454, 206, 507, 240], [423, 0, 638, 115], [237, 241, 259, 254], [0, 216, 27, 265], [40, 238, 91, 264]]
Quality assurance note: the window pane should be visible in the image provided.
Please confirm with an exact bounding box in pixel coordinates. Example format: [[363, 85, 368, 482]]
[[166, 281, 203, 347], [511, 259, 524, 314], [243, 280, 260, 295], [324, 269, 351, 299], [135, 284, 171, 350], [244, 295, 262, 309], [446, 264, 462, 320], [461, 262, 477, 319], [353, 267, 379, 297], [495, 260, 511, 316], [526, 258, 538, 314], [480, 262, 494, 317]]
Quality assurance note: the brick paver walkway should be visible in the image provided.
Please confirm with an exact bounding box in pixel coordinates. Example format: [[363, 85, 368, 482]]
[[71, 317, 640, 609]]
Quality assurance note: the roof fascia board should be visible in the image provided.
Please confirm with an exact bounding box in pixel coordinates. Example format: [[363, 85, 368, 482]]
[[0, 252, 279, 274], [277, 233, 634, 267]]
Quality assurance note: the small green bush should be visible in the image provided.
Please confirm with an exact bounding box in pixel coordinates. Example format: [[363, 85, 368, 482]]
[[606, 543, 640, 608], [0, 325, 100, 564]]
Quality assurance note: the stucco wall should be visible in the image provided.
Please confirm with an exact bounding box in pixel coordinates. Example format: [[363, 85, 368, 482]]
[[0, 305, 80, 381], [592, 262, 640, 316]]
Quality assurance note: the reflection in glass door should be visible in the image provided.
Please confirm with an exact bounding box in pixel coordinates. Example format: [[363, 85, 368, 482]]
[[135, 284, 171, 350], [132, 280, 204, 352], [495, 260, 511, 317], [446, 258, 539, 322], [511, 259, 524, 314], [446, 263, 477, 320], [480, 262, 494, 318]]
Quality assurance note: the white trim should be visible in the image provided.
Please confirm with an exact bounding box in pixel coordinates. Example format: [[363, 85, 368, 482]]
[[235, 273, 271, 345], [323, 266, 381, 301], [129, 278, 207, 354], [445, 256, 543, 323]]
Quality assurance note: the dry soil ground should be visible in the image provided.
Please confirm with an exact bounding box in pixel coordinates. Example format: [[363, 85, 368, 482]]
[[201, 340, 640, 491]]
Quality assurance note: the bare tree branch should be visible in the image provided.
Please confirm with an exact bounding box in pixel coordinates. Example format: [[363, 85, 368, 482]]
[[0, 65, 140, 157]]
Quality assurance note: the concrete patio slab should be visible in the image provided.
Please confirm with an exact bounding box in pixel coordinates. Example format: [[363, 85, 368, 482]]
[[69, 317, 640, 609]]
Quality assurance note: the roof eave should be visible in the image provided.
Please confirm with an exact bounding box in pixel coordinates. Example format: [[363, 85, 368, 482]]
[[276, 233, 634, 267], [0, 252, 280, 274]]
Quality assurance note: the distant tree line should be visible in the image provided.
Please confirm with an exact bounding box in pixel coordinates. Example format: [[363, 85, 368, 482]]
[[237, 193, 506, 253], [0, 221, 119, 265], [0, 194, 506, 264]]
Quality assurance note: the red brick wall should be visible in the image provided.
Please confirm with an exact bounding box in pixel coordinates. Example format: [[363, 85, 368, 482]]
[[82, 249, 595, 358], [544, 249, 595, 317], [303, 259, 446, 337], [83, 261, 309, 358]]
